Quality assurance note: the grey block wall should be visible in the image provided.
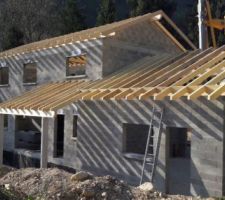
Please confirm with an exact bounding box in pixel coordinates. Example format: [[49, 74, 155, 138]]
[[0, 39, 103, 155], [69, 97, 225, 197], [102, 20, 182, 76]]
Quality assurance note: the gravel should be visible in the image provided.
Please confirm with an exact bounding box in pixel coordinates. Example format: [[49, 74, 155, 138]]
[[0, 167, 217, 200]]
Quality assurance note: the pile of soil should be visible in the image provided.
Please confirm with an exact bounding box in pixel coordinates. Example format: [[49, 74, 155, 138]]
[[0, 167, 216, 200]]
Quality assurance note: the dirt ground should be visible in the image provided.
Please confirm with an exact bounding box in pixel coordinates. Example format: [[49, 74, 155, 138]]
[[0, 167, 217, 200]]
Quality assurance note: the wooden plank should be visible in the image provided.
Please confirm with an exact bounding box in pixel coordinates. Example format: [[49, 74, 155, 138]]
[[111, 89, 133, 100], [172, 52, 225, 86], [113, 55, 178, 88], [154, 21, 186, 52], [0, 82, 56, 108], [28, 81, 90, 109], [138, 51, 200, 87], [188, 60, 225, 86], [147, 51, 208, 87], [158, 48, 214, 86], [9, 83, 65, 109], [97, 55, 170, 89], [208, 85, 225, 100], [170, 87, 189, 100], [154, 87, 173, 100], [45, 90, 91, 111], [188, 86, 207, 100], [204, 69, 225, 85], [82, 90, 101, 100], [102, 89, 122, 100], [22, 81, 84, 109], [82, 55, 160, 90], [139, 88, 161, 100], [160, 11, 197, 50], [126, 88, 147, 100]]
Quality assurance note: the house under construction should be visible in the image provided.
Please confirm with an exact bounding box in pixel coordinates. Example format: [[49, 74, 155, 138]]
[[0, 10, 224, 197]]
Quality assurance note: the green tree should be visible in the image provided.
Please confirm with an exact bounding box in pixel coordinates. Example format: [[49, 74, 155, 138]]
[[127, 0, 176, 17], [60, 0, 86, 34], [0, 0, 61, 50], [3, 27, 24, 50], [96, 0, 116, 26], [186, 1, 198, 47]]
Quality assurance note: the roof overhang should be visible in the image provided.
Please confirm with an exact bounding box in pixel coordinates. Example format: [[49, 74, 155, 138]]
[[1, 46, 225, 117]]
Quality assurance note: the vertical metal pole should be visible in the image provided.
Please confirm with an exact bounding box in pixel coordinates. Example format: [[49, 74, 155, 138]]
[[198, 0, 207, 49]]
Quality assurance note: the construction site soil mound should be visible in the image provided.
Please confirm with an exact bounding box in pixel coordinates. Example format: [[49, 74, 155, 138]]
[[0, 167, 216, 200]]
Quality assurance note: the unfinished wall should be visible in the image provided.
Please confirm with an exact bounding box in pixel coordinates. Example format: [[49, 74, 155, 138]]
[[1, 40, 103, 156], [102, 21, 183, 76], [0, 39, 103, 103], [74, 97, 224, 197]]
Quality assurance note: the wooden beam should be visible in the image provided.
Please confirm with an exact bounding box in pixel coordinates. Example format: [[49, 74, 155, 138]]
[[82, 90, 101, 100], [160, 11, 197, 50], [170, 87, 191, 100], [188, 60, 225, 86], [154, 21, 186, 52], [154, 87, 173, 100], [208, 85, 225, 100], [158, 48, 213, 86], [145, 51, 203, 87], [102, 89, 122, 100], [91, 90, 111, 100], [113, 89, 134, 100], [173, 52, 225, 86], [139, 88, 161, 100], [188, 86, 206, 100], [43, 90, 91, 111], [126, 88, 147, 100], [133, 51, 197, 87]]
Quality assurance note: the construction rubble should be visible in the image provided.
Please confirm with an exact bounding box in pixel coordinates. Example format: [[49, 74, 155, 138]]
[[0, 168, 216, 200]]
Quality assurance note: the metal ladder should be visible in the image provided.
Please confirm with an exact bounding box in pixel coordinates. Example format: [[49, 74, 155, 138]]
[[140, 105, 164, 185]]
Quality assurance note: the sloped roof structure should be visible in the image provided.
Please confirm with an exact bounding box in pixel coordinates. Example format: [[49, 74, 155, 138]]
[[0, 10, 195, 59], [1, 46, 225, 117]]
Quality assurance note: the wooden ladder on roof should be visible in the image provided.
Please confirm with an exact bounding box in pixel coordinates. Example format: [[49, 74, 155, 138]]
[[140, 105, 164, 185]]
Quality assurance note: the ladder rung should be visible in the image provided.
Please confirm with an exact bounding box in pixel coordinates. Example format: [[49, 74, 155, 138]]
[[146, 162, 154, 165]]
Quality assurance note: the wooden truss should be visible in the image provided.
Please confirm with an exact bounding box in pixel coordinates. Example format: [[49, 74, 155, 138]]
[[1, 47, 225, 117], [0, 10, 195, 59]]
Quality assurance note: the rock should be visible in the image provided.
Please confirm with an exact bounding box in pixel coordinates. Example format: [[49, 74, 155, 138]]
[[82, 189, 95, 198], [4, 184, 10, 190], [71, 171, 93, 182], [101, 192, 107, 197], [138, 182, 154, 192]]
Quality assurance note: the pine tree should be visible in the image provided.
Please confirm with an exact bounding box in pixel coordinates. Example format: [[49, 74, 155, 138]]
[[96, 0, 116, 26], [60, 0, 86, 34], [127, 0, 176, 17], [186, 1, 198, 47]]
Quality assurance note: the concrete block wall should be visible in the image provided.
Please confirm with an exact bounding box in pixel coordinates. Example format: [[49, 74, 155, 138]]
[[47, 104, 79, 169], [0, 39, 103, 102], [1, 40, 103, 155], [70, 97, 225, 197], [101, 20, 182, 76]]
